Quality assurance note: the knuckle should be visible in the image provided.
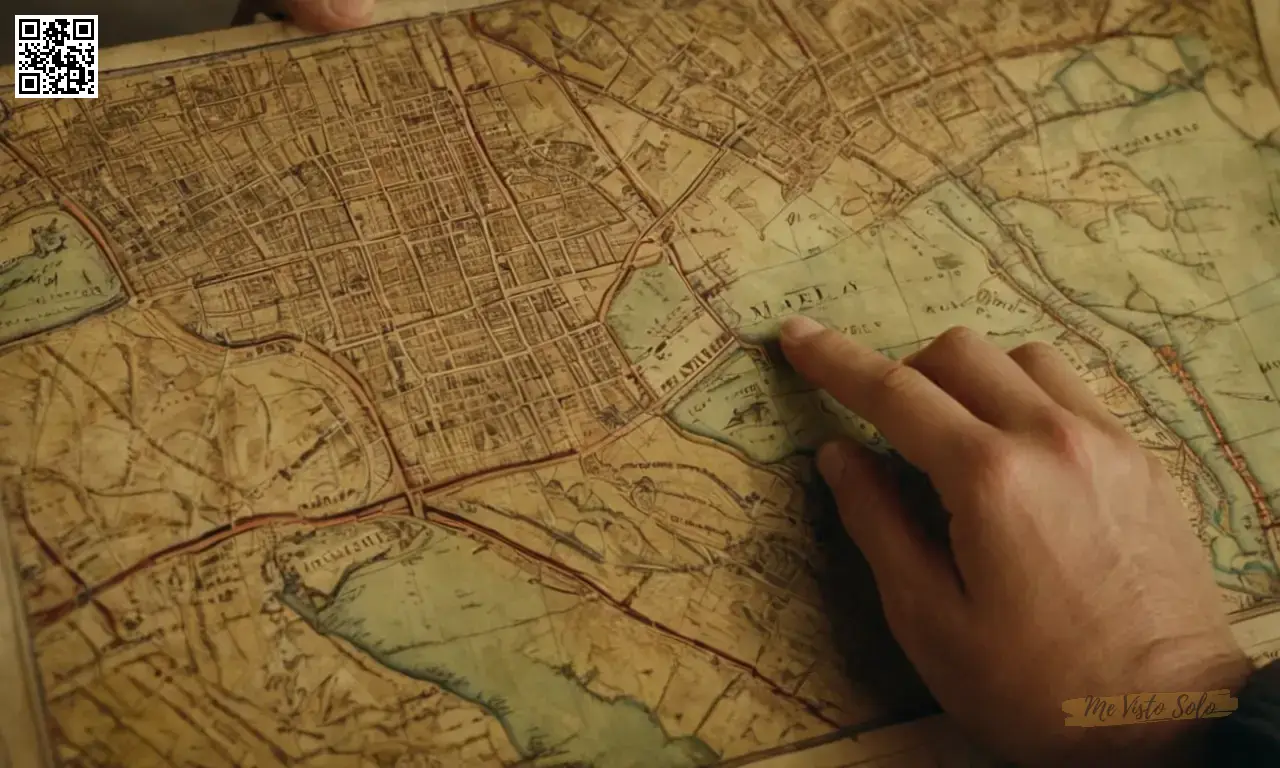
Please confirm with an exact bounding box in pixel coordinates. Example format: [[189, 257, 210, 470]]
[[1041, 410, 1091, 457], [873, 361, 919, 398]]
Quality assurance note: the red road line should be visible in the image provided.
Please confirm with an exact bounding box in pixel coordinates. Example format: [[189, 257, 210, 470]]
[[423, 503, 841, 728], [30, 486, 839, 727], [28, 500, 399, 629], [1155, 345, 1273, 527]]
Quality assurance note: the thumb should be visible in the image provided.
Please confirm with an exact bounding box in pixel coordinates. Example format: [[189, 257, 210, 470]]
[[281, 0, 376, 32], [817, 438, 964, 607]]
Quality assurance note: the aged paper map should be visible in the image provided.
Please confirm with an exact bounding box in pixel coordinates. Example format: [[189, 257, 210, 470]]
[[3, 0, 1280, 766]]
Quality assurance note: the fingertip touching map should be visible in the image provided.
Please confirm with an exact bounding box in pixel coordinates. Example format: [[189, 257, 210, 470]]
[[1, 0, 1280, 765]]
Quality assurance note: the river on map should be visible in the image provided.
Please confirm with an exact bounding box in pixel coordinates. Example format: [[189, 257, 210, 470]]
[[281, 522, 717, 768]]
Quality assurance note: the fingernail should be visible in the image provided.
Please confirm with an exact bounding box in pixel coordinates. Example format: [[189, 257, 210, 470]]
[[816, 441, 848, 484], [326, 0, 374, 21], [780, 315, 825, 345]]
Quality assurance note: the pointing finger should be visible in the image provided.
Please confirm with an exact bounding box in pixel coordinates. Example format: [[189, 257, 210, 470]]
[[781, 316, 995, 476], [905, 327, 1057, 430], [1008, 341, 1122, 433]]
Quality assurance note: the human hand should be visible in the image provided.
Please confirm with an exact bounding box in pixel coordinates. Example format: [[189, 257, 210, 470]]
[[277, 0, 376, 32], [780, 318, 1251, 766]]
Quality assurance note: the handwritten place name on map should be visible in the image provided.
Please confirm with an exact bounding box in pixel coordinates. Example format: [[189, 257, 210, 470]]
[[843, 320, 885, 336], [234, 338, 297, 361], [608, 262, 736, 397], [657, 329, 733, 395], [296, 528, 394, 574], [1090, 122, 1201, 157], [923, 288, 1031, 317], [746, 281, 860, 320], [298, 487, 361, 512], [0, 209, 123, 344], [273, 518, 421, 597]]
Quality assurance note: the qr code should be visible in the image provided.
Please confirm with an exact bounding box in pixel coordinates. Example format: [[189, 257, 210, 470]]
[[15, 16, 98, 99]]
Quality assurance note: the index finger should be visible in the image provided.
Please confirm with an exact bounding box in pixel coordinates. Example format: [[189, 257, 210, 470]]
[[780, 316, 993, 474]]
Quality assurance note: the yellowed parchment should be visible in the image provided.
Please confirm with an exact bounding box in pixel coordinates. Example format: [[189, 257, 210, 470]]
[[1, 1, 1280, 767]]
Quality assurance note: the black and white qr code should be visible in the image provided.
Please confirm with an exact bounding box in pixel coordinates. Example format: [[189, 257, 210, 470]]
[[15, 16, 98, 99]]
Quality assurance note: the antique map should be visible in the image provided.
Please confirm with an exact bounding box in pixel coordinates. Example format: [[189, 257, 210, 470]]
[[3, 0, 1280, 766]]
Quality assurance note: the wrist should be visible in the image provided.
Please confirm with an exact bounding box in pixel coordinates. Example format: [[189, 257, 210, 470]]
[[1132, 630, 1252, 701], [1041, 632, 1250, 767]]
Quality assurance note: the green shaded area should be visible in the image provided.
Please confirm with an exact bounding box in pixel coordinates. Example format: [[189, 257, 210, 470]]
[[667, 349, 876, 463], [674, 73, 1280, 593], [0, 208, 123, 344], [605, 262, 701, 364], [980, 80, 1280, 586], [283, 522, 716, 768]]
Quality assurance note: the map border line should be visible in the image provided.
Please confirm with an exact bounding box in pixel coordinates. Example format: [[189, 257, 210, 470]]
[[0, 0, 514, 87], [2, 3, 1280, 767]]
